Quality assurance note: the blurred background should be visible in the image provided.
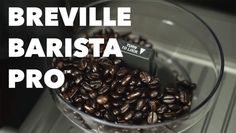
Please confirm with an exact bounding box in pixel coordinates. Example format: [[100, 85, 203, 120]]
[[0, 0, 235, 132]]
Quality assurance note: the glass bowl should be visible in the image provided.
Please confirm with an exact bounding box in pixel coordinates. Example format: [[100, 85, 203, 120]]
[[50, 0, 224, 132]]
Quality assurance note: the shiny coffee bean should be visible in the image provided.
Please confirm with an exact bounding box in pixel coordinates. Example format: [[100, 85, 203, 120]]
[[139, 71, 151, 83], [96, 95, 108, 105], [78, 59, 88, 71], [117, 67, 129, 77], [121, 102, 130, 114], [136, 99, 146, 111], [116, 86, 126, 94], [147, 112, 158, 124], [90, 80, 103, 89], [98, 84, 110, 94], [84, 104, 94, 113], [81, 82, 93, 91], [127, 90, 141, 100], [124, 111, 134, 121], [121, 74, 132, 86], [157, 104, 168, 114], [163, 95, 176, 104], [150, 90, 158, 98], [89, 91, 97, 99]]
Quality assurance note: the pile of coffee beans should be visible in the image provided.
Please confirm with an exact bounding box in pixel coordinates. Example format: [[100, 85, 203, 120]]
[[52, 28, 196, 125]]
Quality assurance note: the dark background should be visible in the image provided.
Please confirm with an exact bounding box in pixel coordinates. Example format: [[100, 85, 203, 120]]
[[0, 0, 235, 129]]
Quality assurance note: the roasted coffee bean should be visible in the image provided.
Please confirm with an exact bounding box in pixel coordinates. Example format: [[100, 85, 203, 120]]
[[117, 67, 129, 77], [111, 93, 120, 99], [163, 95, 176, 104], [109, 65, 118, 76], [81, 82, 93, 91], [89, 91, 97, 99], [90, 80, 103, 89], [113, 59, 122, 65], [133, 111, 143, 121], [103, 103, 111, 109], [116, 86, 126, 94], [168, 104, 181, 112], [157, 104, 168, 114], [165, 87, 178, 94], [78, 58, 88, 71], [180, 90, 190, 104], [87, 73, 100, 80], [56, 61, 64, 69], [139, 72, 151, 83], [60, 81, 69, 93], [75, 75, 83, 84], [147, 112, 158, 124], [84, 104, 94, 113], [136, 99, 146, 111], [124, 111, 134, 121], [112, 109, 120, 115], [149, 77, 160, 86], [129, 79, 137, 86], [96, 95, 108, 105], [121, 74, 132, 86], [163, 112, 176, 119], [127, 90, 141, 100], [150, 90, 158, 98], [121, 102, 130, 114], [73, 95, 83, 103], [104, 112, 116, 121], [149, 100, 158, 111], [98, 84, 110, 94], [112, 101, 122, 107], [111, 80, 118, 89]]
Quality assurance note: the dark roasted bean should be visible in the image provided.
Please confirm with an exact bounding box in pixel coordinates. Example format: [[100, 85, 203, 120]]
[[133, 111, 143, 121], [121, 74, 132, 86], [157, 104, 168, 114], [163, 112, 176, 119], [89, 91, 97, 99], [84, 104, 94, 113], [163, 95, 176, 104], [113, 59, 122, 65], [180, 90, 190, 104], [165, 87, 178, 94], [112, 109, 120, 115], [81, 82, 93, 91], [121, 102, 130, 114], [150, 90, 158, 98], [116, 86, 126, 94], [127, 90, 141, 100], [149, 100, 158, 111], [98, 84, 109, 94], [117, 67, 129, 77], [78, 59, 88, 70], [147, 112, 158, 124], [124, 111, 134, 121], [75, 75, 83, 84], [136, 99, 146, 111], [139, 71, 151, 83], [90, 80, 103, 89]]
